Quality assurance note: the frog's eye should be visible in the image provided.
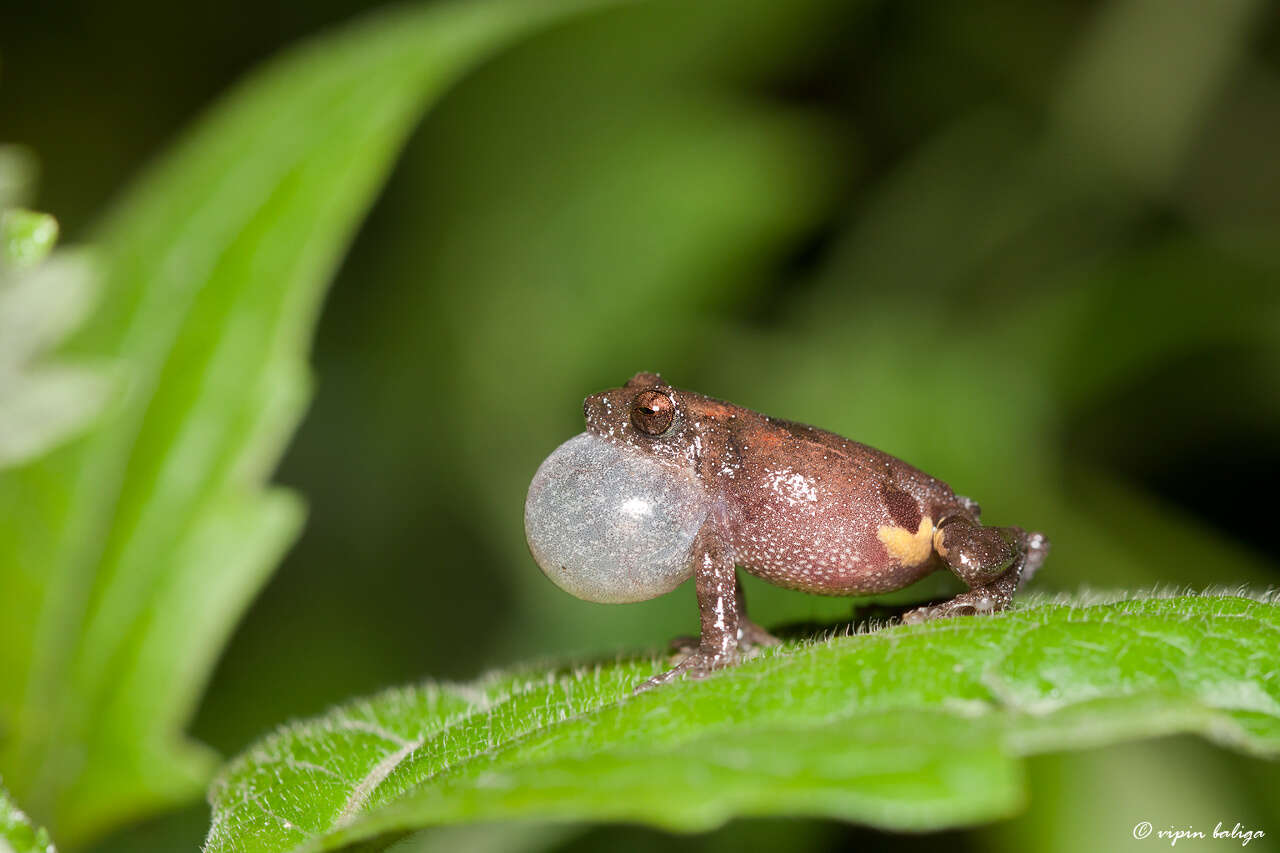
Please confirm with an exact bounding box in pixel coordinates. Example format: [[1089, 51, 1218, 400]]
[[630, 390, 675, 435]]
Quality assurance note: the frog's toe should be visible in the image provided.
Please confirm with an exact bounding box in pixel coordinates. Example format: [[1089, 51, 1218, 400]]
[[901, 592, 997, 625], [634, 650, 734, 693], [901, 603, 944, 625], [739, 619, 780, 649], [667, 634, 699, 656], [1021, 530, 1050, 583]]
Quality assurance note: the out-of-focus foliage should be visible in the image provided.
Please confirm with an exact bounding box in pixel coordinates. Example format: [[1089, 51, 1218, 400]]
[[0, 149, 110, 469], [1, 208, 58, 268], [0, 781, 55, 853], [206, 592, 1279, 853], [0, 0, 1277, 851], [0, 0, 617, 847]]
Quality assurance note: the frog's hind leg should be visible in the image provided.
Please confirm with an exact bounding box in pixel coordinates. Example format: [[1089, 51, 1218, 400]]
[[902, 518, 1048, 625]]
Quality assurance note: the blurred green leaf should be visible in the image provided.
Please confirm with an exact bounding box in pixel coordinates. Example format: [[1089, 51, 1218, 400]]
[[0, 154, 110, 470], [192, 0, 858, 741], [1, 209, 58, 268], [0, 0, 621, 845], [0, 249, 114, 470], [206, 591, 1279, 852], [0, 177, 113, 471], [0, 782, 55, 853], [1051, 0, 1264, 190]]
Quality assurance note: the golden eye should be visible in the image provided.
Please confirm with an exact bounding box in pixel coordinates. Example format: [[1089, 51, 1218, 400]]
[[630, 390, 674, 435]]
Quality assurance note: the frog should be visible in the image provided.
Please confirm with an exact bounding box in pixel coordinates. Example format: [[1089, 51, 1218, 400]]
[[524, 372, 1048, 692]]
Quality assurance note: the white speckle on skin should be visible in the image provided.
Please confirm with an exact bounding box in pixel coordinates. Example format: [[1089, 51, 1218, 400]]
[[765, 468, 819, 506]]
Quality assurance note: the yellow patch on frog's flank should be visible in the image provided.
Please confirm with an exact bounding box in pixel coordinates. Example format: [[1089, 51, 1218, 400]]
[[877, 516, 935, 566], [932, 526, 948, 558]]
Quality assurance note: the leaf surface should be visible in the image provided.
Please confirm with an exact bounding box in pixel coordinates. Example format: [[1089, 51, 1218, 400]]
[[206, 591, 1280, 852]]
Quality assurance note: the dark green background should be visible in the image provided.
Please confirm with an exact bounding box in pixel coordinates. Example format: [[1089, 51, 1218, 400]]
[[3, 0, 1278, 850]]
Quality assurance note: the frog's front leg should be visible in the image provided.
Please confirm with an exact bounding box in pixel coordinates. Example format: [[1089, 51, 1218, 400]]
[[665, 574, 778, 658], [902, 517, 1049, 625], [635, 523, 755, 693]]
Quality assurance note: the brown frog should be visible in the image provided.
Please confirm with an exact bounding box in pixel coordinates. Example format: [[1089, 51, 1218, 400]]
[[524, 372, 1048, 692]]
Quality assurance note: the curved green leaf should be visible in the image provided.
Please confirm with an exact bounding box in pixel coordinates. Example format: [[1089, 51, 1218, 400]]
[[0, 0, 617, 845], [206, 591, 1280, 852]]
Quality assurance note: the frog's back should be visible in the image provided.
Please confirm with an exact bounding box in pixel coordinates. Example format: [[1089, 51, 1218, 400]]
[[716, 415, 963, 595]]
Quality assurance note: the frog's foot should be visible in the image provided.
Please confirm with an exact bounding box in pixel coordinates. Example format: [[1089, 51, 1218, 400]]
[[666, 620, 776, 660], [666, 634, 699, 656], [902, 588, 1002, 624], [635, 649, 737, 694], [1020, 530, 1050, 585], [908, 518, 1049, 625], [901, 564, 1020, 625], [739, 618, 780, 649]]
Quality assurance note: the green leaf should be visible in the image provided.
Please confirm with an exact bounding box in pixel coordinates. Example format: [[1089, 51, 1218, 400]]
[[1, 210, 59, 269], [0, 0, 619, 845], [0, 151, 110, 471], [0, 783, 55, 853], [0, 247, 114, 470], [206, 591, 1279, 852]]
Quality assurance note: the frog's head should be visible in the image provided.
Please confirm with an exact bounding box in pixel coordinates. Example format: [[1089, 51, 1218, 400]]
[[580, 372, 701, 469], [524, 372, 709, 604]]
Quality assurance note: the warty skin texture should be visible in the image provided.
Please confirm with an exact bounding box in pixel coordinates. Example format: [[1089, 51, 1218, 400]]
[[526, 372, 1049, 691]]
